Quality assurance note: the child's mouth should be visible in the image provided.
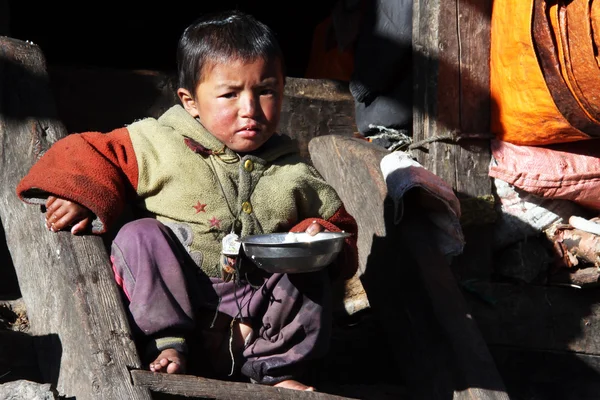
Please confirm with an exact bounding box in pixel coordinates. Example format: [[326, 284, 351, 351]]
[[238, 127, 259, 138], [238, 125, 260, 135]]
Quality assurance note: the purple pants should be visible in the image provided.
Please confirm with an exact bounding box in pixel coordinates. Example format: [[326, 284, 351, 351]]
[[110, 218, 332, 384]]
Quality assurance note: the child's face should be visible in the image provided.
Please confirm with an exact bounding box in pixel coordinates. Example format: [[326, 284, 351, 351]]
[[179, 57, 284, 153]]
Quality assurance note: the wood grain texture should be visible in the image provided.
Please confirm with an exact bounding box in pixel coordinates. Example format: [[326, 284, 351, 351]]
[[0, 36, 151, 400], [413, 0, 497, 295], [413, 0, 492, 198], [309, 135, 390, 276], [131, 370, 360, 400]]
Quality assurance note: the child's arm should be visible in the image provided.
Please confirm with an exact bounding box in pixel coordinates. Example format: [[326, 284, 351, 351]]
[[17, 127, 139, 234]]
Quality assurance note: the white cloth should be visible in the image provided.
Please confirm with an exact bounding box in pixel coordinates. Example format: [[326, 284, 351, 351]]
[[380, 151, 465, 257], [492, 177, 584, 250]]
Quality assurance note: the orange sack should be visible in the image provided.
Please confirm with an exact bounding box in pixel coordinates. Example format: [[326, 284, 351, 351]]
[[490, 0, 600, 145]]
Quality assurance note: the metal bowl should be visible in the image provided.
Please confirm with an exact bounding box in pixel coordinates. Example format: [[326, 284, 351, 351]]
[[241, 231, 351, 274]]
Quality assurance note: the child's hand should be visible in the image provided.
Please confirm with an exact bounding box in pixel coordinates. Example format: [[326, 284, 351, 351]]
[[305, 221, 326, 236], [45, 196, 93, 234]]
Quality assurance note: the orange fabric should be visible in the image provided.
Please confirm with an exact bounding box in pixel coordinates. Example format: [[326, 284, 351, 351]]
[[16, 128, 138, 233], [304, 17, 355, 81], [490, 0, 599, 145], [592, 1, 600, 67], [291, 205, 359, 281]]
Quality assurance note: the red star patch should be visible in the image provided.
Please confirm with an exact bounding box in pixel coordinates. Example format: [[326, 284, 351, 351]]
[[209, 216, 221, 228], [193, 201, 207, 213]]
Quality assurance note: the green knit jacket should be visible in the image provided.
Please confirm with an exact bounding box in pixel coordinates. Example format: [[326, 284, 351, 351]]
[[129, 105, 343, 276]]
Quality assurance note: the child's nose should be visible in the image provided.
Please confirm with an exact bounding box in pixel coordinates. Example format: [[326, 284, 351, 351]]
[[239, 94, 257, 116]]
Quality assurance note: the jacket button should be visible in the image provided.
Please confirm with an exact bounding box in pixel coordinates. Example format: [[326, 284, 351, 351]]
[[243, 159, 254, 172], [242, 201, 253, 214]]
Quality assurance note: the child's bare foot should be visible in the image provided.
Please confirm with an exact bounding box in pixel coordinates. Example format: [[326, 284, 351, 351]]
[[149, 348, 186, 374], [274, 380, 315, 391]]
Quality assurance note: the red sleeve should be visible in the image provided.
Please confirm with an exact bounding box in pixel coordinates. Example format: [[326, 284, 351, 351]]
[[291, 205, 359, 281], [16, 127, 138, 234]]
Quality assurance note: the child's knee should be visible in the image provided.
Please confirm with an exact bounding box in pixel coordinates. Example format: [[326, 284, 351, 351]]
[[116, 218, 165, 240]]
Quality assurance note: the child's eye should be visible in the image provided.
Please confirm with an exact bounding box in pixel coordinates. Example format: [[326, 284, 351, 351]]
[[260, 89, 276, 96], [220, 92, 237, 99]]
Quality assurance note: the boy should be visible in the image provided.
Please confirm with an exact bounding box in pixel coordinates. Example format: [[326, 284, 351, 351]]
[[16, 10, 358, 391]]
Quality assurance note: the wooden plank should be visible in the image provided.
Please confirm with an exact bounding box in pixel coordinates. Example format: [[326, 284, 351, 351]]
[[412, 0, 495, 288], [47, 67, 357, 159], [413, 0, 492, 196], [279, 78, 357, 159], [131, 370, 360, 400], [309, 135, 389, 276], [309, 135, 387, 316], [0, 36, 152, 400]]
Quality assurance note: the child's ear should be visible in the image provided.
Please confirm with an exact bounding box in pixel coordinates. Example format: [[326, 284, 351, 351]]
[[177, 88, 199, 117]]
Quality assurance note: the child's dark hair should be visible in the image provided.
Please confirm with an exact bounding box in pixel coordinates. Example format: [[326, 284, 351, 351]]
[[177, 10, 285, 94]]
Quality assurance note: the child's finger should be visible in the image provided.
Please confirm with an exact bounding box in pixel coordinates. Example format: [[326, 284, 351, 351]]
[[71, 218, 90, 235], [306, 222, 323, 236], [47, 207, 66, 227], [45, 195, 57, 209], [45, 198, 65, 221], [51, 209, 79, 232], [45, 209, 63, 230]]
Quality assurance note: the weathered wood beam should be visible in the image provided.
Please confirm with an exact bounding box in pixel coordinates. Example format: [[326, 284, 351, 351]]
[[0, 36, 152, 400], [131, 370, 360, 400], [412, 0, 496, 283], [413, 0, 493, 193], [309, 136, 389, 276]]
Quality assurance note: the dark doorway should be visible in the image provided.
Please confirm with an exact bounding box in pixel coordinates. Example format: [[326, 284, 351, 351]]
[[6, 2, 337, 77]]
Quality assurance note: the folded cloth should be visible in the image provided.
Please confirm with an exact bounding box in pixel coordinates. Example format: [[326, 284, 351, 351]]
[[491, 0, 600, 145], [380, 151, 464, 257]]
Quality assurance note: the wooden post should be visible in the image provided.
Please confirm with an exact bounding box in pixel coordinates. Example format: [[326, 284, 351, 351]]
[[412, 0, 493, 194], [413, 0, 496, 281], [0, 37, 152, 400]]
